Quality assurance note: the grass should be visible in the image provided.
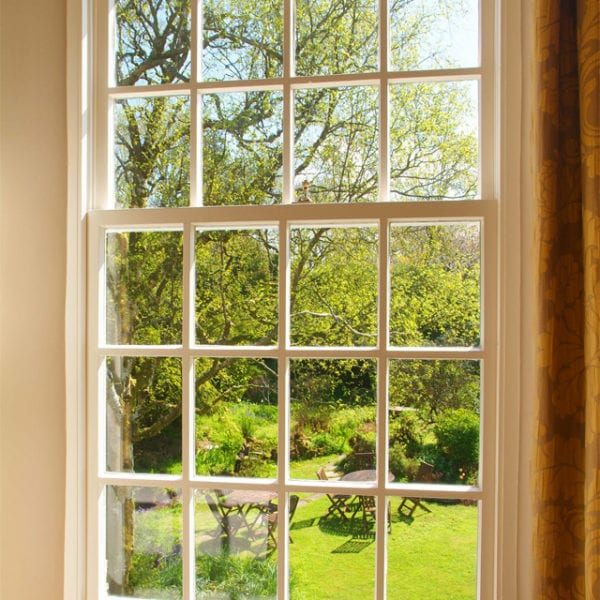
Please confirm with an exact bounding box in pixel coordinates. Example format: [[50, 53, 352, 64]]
[[127, 462, 478, 599], [287, 496, 477, 600]]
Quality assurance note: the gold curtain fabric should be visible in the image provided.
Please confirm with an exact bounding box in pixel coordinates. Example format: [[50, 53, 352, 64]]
[[533, 0, 600, 597]]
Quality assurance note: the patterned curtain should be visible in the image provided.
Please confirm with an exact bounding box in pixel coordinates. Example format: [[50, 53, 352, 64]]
[[533, 0, 600, 597]]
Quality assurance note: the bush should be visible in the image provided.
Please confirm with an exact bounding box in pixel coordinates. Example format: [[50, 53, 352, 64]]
[[433, 409, 479, 483], [388, 442, 421, 481], [388, 411, 424, 458], [337, 431, 376, 473]]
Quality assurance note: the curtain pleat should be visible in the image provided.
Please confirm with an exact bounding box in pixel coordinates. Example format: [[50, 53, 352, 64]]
[[533, 0, 600, 597]]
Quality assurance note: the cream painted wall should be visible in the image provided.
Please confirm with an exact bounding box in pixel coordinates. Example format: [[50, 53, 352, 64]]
[[0, 1, 67, 598]]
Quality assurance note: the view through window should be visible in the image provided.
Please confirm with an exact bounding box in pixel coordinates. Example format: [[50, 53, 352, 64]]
[[88, 0, 497, 597]]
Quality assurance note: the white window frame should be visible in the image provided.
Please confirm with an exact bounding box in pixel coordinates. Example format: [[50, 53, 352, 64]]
[[64, 0, 527, 597]]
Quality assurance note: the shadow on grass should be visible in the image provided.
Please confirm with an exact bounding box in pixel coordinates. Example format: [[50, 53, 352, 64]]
[[317, 513, 376, 539], [290, 517, 320, 532], [331, 537, 374, 554]]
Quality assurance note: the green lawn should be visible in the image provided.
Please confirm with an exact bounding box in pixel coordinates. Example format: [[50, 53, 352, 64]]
[[130, 488, 477, 599], [288, 496, 477, 600]]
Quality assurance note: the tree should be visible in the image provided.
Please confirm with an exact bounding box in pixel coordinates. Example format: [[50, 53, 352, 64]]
[[106, 0, 479, 593]]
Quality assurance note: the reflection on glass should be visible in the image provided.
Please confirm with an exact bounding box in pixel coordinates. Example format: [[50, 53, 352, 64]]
[[195, 358, 278, 477], [106, 486, 183, 599], [115, 0, 191, 86], [202, 92, 283, 206], [389, 81, 478, 201], [114, 97, 190, 208], [290, 226, 378, 346], [289, 359, 376, 479], [387, 497, 478, 599], [106, 356, 182, 474], [389, 223, 480, 346], [295, 0, 378, 76], [295, 86, 378, 203], [106, 230, 183, 345], [288, 491, 376, 598], [388, 360, 480, 485], [390, 0, 479, 71], [195, 228, 279, 344], [202, 0, 283, 81], [195, 489, 277, 598]]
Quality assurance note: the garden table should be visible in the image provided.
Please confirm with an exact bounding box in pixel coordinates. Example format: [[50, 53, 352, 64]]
[[220, 490, 277, 535], [339, 470, 394, 531]]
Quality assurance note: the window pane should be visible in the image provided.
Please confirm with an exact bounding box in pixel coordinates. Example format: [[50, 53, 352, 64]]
[[202, 92, 283, 206], [295, 86, 378, 203], [289, 359, 376, 478], [195, 489, 277, 598], [295, 0, 378, 76], [388, 360, 480, 485], [106, 357, 182, 474], [389, 223, 480, 347], [195, 228, 278, 345], [387, 497, 478, 599], [106, 486, 183, 598], [115, 0, 191, 86], [389, 81, 479, 201], [114, 96, 190, 208], [195, 358, 278, 477], [390, 0, 479, 71], [290, 226, 378, 347], [202, 0, 283, 81], [289, 493, 376, 598], [106, 230, 183, 345]]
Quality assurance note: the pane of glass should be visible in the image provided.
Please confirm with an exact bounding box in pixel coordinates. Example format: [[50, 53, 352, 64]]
[[290, 226, 378, 347], [388, 360, 480, 484], [289, 492, 376, 598], [114, 96, 190, 208], [115, 0, 191, 86], [289, 359, 376, 479], [106, 230, 183, 345], [387, 496, 478, 599], [202, 0, 283, 81], [195, 228, 279, 345], [295, 86, 379, 203], [389, 81, 479, 201], [390, 0, 479, 71], [202, 92, 283, 206], [195, 358, 278, 477], [389, 223, 480, 346], [195, 489, 277, 598], [106, 486, 183, 598], [106, 357, 182, 474], [295, 0, 378, 76]]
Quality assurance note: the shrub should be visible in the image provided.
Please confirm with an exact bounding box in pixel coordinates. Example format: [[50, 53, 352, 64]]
[[388, 410, 424, 458], [388, 442, 421, 481], [433, 408, 479, 483], [337, 431, 376, 473]]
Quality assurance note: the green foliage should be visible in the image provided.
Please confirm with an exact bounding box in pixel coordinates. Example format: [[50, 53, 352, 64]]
[[129, 552, 183, 598], [196, 553, 277, 599], [388, 411, 425, 458], [388, 442, 421, 481], [433, 408, 480, 483]]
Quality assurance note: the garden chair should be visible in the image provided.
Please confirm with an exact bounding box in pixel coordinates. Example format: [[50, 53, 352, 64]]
[[316, 466, 351, 521], [353, 496, 392, 534], [204, 492, 244, 541], [398, 461, 434, 518], [267, 494, 300, 547]]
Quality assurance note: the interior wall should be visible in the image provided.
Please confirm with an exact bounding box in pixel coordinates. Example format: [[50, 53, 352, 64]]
[[0, 1, 67, 598]]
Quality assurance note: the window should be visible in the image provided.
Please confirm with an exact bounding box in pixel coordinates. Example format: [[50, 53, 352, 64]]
[[87, 0, 497, 597]]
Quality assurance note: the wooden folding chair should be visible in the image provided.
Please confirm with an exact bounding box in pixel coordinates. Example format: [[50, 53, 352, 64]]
[[316, 466, 351, 521], [267, 494, 300, 548], [398, 461, 434, 517]]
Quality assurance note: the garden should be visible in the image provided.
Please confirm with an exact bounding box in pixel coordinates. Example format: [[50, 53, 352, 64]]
[[115, 394, 480, 599]]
